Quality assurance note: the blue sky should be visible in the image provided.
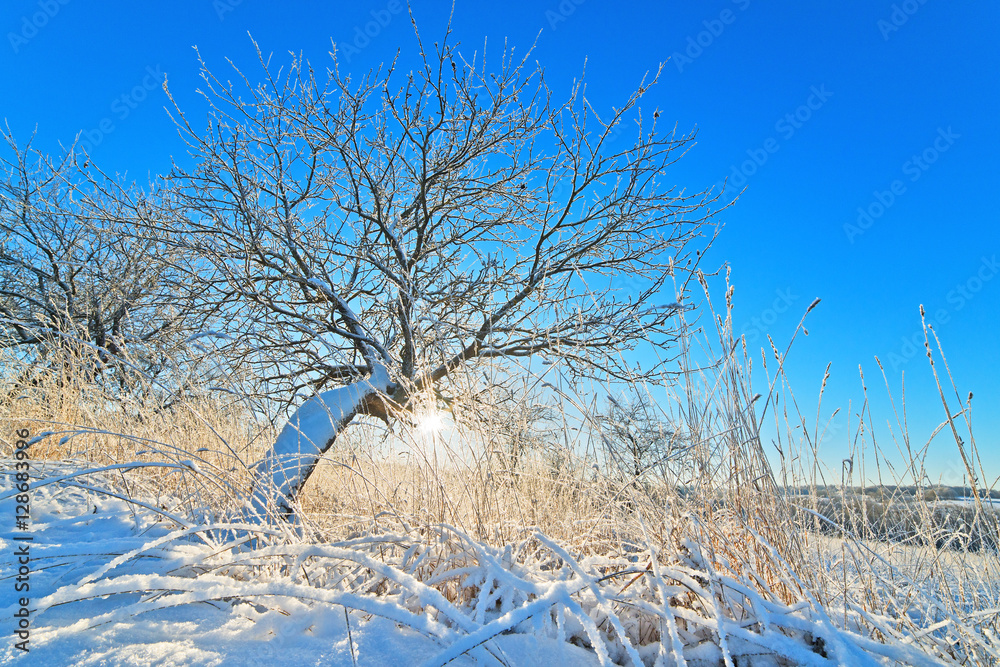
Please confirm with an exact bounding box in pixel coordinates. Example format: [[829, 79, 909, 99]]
[[2, 0, 997, 487]]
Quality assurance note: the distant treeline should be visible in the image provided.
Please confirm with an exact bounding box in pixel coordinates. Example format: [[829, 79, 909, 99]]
[[782, 485, 1000, 501]]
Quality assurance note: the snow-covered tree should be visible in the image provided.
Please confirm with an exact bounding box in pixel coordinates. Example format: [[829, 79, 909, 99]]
[[160, 28, 718, 521], [596, 394, 682, 489], [0, 132, 207, 403]]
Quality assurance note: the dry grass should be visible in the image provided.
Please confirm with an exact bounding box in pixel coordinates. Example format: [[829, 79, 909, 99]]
[[2, 290, 999, 664]]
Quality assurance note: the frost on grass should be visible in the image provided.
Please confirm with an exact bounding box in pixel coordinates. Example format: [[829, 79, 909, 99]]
[[2, 465, 981, 666]]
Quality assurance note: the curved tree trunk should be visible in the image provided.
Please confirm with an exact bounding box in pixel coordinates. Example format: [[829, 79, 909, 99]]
[[248, 364, 394, 521]]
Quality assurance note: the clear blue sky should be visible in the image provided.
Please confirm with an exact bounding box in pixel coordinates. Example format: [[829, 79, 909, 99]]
[[2, 0, 997, 487]]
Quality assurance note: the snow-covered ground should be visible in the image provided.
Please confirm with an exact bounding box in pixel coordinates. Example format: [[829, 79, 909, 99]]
[[1, 463, 989, 666], [936, 497, 1000, 508], [1, 469, 602, 666]]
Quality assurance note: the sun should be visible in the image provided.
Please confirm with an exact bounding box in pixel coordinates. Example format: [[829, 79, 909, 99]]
[[416, 411, 445, 434]]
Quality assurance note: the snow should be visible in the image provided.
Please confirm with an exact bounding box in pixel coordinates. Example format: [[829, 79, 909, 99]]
[[935, 497, 1000, 508], [1, 467, 599, 666], [1, 463, 980, 665]]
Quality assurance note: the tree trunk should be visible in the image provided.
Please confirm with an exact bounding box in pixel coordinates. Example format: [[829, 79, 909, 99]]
[[248, 364, 393, 521]]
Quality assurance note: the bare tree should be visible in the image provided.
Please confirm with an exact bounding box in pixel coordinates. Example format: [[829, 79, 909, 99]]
[[596, 393, 682, 490], [0, 130, 208, 405], [160, 27, 717, 520], [496, 399, 559, 484], [456, 376, 562, 485]]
